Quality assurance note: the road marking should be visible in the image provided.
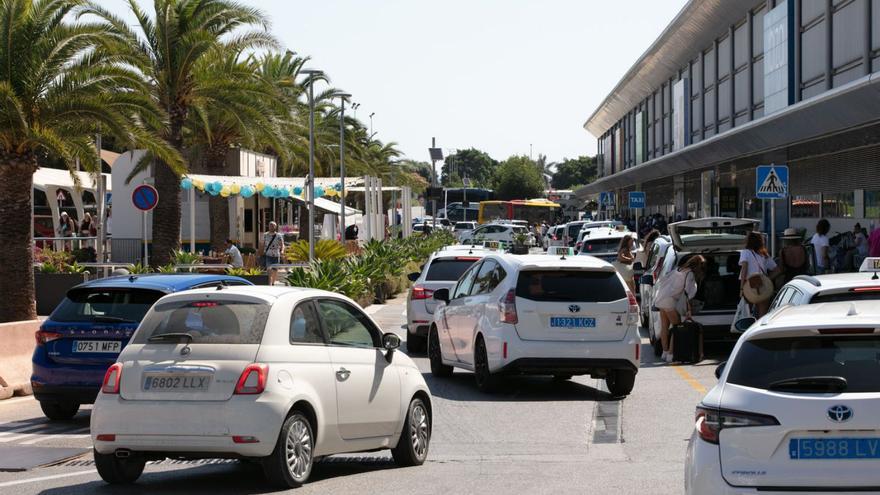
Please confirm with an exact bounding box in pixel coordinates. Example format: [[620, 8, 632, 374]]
[[0, 469, 95, 488], [671, 365, 708, 394], [0, 424, 53, 437]]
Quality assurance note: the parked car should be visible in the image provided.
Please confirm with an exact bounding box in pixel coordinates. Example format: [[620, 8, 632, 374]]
[[686, 301, 880, 494], [91, 286, 432, 488], [31, 274, 252, 421], [573, 221, 625, 252], [429, 254, 641, 396], [452, 221, 477, 240], [576, 228, 639, 263], [645, 218, 758, 353], [458, 223, 534, 247], [406, 246, 496, 353], [734, 257, 880, 332], [543, 225, 566, 251]]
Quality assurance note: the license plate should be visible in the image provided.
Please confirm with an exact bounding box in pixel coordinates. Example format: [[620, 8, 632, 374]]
[[790, 438, 880, 459], [550, 317, 596, 328], [143, 374, 212, 392], [73, 340, 121, 353]]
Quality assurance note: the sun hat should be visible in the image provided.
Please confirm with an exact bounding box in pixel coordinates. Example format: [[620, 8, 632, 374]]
[[780, 227, 801, 239]]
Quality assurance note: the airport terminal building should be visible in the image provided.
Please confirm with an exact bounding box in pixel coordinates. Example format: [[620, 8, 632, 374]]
[[578, 0, 880, 235]]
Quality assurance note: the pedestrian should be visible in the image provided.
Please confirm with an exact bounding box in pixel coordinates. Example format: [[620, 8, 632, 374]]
[[105, 205, 112, 237], [739, 232, 779, 318], [869, 219, 880, 257], [262, 221, 284, 285], [79, 212, 97, 237], [852, 223, 868, 269], [613, 235, 636, 293], [637, 229, 661, 269], [654, 255, 706, 363], [811, 219, 831, 274], [778, 228, 808, 284], [57, 212, 76, 251], [224, 239, 243, 268]]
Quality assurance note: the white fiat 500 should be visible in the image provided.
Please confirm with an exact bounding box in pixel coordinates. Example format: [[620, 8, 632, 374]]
[[686, 301, 880, 494], [91, 286, 432, 488], [429, 254, 641, 396]]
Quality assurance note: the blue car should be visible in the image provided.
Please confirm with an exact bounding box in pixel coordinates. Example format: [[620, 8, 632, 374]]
[[32, 274, 252, 420]]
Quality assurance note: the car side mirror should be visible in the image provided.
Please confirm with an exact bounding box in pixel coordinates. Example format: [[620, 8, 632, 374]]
[[382, 332, 400, 363], [407, 272, 420, 282], [734, 317, 756, 333], [640, 274, 654, 286], [433, 288, 450, 303], [633, 262, 644, 271], [715, 361, 727, 380]]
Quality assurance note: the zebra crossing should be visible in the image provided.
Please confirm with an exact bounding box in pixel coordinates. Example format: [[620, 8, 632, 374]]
[[0, 419, 91, 447]]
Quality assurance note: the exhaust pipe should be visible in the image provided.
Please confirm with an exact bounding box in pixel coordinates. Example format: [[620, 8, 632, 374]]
[[115, 449, 132, 458]]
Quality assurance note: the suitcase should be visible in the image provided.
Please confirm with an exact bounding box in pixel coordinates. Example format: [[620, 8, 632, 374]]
[[671, 319, 702, 364]]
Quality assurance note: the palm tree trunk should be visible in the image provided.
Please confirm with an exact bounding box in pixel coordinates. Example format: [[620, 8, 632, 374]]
[[151, 114, 186, 267], [0, 154, 38, 322], [206, 147, 229, 253]]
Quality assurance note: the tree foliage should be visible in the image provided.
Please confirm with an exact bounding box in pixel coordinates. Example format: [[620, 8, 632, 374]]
[[492, 155, 545, 200], [550, 156, 597, 190], [441, 148, 498, 188]]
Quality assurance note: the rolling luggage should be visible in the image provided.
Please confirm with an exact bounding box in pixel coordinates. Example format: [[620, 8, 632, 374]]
[[671, 319, 702, 364]]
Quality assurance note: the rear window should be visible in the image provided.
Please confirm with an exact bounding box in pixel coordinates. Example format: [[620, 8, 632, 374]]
[[567, 224, 583, 239], [133, 299, 270, 345], [426, 259, 480, 281], [581, 238, 624, 254], [727, 336, 880, 393], [810, 291, 880, 304], [51, 289, 163, 323], [516, 270, 626, 302], [454, 223, 473, 230]]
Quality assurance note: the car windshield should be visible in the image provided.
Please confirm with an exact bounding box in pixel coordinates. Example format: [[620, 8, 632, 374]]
[[516, 270, 625, 302], [726, 335, 880, 393], [133, 299, 270, 345], [425, 259, 481, 281], [51, 288, 164, 323]]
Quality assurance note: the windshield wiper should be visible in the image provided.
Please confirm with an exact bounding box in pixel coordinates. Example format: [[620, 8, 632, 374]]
[[91, 315, 136, 323], [147, 333, 194, 344], [768, 376, 848, 393]]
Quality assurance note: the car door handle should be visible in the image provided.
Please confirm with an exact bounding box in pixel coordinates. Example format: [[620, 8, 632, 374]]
[[335, 367, 351, 381]]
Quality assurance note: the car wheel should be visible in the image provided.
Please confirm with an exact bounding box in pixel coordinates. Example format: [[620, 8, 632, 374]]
[[262, 412, 314, 488], [473, 336, 497, 392], [40, 401, 79, 420], [391, 397, 431, 466], [428, 327, 453, 378], [94, 449, 146, 484], [407, 329, 426, 354], [605, 369, 636, 398]]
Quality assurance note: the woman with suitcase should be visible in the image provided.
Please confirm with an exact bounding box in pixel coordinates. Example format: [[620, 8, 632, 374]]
[[654, 255, 706, 363]]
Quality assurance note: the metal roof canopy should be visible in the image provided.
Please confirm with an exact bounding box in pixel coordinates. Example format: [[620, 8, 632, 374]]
[[290, 196, 361, 216], [577, 73, 880, 196], [584, 0, 756, 137]]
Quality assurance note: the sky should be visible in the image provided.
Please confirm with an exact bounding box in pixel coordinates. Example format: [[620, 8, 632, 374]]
[[104, 0, 688, 164]]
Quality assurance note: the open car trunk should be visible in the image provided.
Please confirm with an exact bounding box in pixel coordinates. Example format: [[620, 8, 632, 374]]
[[669, 217, 758, 252]]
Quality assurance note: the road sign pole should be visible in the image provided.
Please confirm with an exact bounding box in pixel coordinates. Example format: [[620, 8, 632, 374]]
[[770, 198, 776, 256], [142, 208, 148, 267]]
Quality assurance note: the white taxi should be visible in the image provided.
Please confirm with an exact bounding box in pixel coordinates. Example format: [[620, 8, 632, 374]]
[[687, 301, 880, 494], [91, 286, 432, 488], [429, 254, 641, 396]]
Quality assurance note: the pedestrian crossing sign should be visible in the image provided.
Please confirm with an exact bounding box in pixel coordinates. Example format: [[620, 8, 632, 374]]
[[756, 165, 788, 199]]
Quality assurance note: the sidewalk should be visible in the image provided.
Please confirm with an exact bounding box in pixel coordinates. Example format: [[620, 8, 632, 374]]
[[364, 295, 408, 337]]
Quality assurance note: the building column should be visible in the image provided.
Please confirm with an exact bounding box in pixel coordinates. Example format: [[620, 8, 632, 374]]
[[674, 174, 686, 220]]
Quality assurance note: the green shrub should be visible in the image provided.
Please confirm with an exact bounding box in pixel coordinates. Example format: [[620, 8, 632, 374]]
[[285, 239, 347, 262]]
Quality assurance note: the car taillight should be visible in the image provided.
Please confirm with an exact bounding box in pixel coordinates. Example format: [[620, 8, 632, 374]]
[[35, 330, 62, 346], [499, 289, 518, 324], [694, 406, 779, 445], [626, 290, 639, 325], [101, 363, 122, 394], [411, 285, 434, 300], [234, 364, 268, 395]]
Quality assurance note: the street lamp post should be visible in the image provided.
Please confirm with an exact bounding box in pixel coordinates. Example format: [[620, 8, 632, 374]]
[[369, 112, 375, 138], [301, 68, 323, 262], [337, 93, 351, 242]]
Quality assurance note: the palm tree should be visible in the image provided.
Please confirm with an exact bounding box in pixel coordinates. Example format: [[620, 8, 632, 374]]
[[186, 50, 288, 251], [0, 0, 180, 322], [536, 153, 557, 191], [88, 0, 276, 266]]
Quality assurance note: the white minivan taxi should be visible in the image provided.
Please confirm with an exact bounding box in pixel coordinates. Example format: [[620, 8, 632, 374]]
[[91, 286, 432, 488], [429, 254, 641, 396]]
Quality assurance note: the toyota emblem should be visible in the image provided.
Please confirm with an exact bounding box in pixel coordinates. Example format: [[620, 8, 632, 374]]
[[827, 405, 853, 423], [568, 304, 581, 313]]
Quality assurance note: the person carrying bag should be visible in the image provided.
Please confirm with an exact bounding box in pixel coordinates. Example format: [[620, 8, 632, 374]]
[[653, 255, 706, 363], [739, 231, 779, 318]]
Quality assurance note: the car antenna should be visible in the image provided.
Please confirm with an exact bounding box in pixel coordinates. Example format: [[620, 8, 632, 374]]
[[128, 275, 138, 282]]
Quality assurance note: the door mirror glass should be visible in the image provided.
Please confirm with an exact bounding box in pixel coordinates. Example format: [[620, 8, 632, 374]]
[[640, 274, 654, 286], [382, 332, 401, 350], [734, 317, 756, 332], [715, 361, 727, 380], [407, 272, 420, 282], [433, 288, 450, 303]]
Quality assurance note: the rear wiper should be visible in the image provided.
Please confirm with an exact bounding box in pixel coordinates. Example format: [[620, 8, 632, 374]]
[[92, 315, 136, 323], [768, 376, 848, 393], [147, 333, 194, 344]]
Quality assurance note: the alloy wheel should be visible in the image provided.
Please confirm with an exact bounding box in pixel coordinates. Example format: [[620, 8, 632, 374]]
[[410, 403, 430, 460], [285, 418, 312, 481]]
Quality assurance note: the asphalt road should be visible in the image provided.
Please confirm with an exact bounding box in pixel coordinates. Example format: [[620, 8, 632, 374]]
[[0, 296, 729, 495]]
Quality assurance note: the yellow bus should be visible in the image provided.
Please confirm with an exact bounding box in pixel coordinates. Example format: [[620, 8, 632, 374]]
[[477, 199, 561, 224]]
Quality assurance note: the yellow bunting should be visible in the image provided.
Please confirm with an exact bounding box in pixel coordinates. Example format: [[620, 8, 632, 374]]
[[230, 184, 241, 194], [220, 185, 231, 197], [255, 182, 265, 192]]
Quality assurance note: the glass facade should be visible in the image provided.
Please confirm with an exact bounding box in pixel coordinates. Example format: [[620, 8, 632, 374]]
[[822, 192, 854, 218], [791, 194, 821, 218]]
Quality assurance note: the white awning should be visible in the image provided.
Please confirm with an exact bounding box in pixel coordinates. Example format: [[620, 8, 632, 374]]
[[183, 173, 363, 189], [33, 167, 111, 192], [292, 196, 361, 216]]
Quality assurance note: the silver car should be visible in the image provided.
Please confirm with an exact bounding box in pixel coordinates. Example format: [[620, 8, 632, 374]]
[[405, 246, 495, 353]]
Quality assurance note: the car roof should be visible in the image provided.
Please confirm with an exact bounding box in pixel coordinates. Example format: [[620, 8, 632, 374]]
[[74, 274, 251, 293], [747, 300, 880, 337], [489, 253, 615, 271], [155, 285, 339, 304], [782, 272, 880, 293]]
